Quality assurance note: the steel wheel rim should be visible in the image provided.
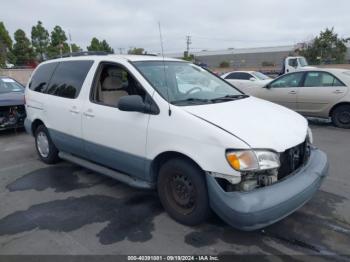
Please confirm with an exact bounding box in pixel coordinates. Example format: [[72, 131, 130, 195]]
[[167, 173, 196, 214], [37, 131, 50, 158], [338, 111, 350, 125]]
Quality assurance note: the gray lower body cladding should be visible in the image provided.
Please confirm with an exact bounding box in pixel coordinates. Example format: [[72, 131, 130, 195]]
[[206, 147, 329, 230]]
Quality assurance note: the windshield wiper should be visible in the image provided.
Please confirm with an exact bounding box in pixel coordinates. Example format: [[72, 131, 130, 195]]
[[171, 98, 210, 105], [209, 94, 249, 102]]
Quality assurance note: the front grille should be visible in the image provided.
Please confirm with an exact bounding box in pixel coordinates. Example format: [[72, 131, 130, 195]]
[[278, 140, 310, 179]]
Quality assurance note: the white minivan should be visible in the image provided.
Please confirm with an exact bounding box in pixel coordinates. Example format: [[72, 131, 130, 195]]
[[25, 54, 328, 230]]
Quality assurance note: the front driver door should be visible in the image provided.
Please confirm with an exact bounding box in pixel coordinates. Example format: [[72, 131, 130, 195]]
[[256, 72, 304, 110], [82, 61, 151, 180]]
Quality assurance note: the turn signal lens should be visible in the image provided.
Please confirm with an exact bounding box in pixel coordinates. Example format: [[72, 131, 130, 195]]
[[226, 151, 259, 171], [226, 150, 280, 171]]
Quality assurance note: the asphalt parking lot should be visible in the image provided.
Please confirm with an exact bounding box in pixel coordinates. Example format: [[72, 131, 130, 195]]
[[0, 119, 349, 258]]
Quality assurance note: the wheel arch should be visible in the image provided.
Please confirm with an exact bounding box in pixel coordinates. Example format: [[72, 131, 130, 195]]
[[149, 151, 205, 183], [329, 102, 350, 117], [31, 118, 45, 135]]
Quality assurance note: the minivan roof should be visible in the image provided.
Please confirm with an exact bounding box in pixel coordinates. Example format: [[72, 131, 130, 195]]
[[42, 54, 183, 64]]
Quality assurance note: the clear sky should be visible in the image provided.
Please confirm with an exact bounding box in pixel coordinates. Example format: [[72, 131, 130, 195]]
[[1, 0, 349, 54]]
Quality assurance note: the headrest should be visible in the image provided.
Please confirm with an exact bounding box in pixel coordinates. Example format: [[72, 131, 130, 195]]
[[102, 76, 123, 90], [107, 68, 123, 78]]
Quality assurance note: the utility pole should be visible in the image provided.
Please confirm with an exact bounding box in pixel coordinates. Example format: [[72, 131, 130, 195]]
[[118, 48, 125, 54], [68, 32, 73, 54], [186, 35, 192, 55]]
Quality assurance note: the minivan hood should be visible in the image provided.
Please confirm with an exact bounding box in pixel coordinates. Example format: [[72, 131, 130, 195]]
[[184, 96, 307, 152]]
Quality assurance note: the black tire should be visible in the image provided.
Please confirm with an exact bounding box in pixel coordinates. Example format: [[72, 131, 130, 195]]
[[34, 125, 60, 164], [157, 158, 210, 226], [331, 105, 350, 129]]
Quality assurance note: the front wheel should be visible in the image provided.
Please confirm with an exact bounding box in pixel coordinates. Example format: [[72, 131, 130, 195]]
[[157, 158, 210, 226], [331, 105, 350, 129], [34, 125, 60, 164]]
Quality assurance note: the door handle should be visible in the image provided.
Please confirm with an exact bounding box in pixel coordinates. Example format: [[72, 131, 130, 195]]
[[69, 106, 80, 114], [83, 112, 95, 118], [333, 90, 344, 94], [83, 109, 95, 118], [288, 91, 297, 94]]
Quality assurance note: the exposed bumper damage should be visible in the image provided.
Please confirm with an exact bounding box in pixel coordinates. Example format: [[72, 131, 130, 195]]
[[206, 147, 329, 230], [0, 105, 26, 130]]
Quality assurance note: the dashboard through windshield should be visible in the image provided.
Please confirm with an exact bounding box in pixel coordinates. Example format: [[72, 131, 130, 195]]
[[133, 61, 245, 105]]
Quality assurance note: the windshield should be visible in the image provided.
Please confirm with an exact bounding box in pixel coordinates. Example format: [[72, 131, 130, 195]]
[[298, 57, 308, 67], [133, 61, 244, 105], [0, 78, 24, 94], [251, 72, 271, 80]]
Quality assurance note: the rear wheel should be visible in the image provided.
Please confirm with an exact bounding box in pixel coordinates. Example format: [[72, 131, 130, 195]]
[[157, 158, 210, 226], [34, 125, 60, 164], [331, 105, 350, 129]]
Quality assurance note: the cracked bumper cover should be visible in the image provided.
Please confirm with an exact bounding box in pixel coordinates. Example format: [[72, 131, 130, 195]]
[[206, 147, 329, 231]]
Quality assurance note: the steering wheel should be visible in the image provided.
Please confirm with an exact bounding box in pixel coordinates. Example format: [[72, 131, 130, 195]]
[[185, 86, 202, 95]]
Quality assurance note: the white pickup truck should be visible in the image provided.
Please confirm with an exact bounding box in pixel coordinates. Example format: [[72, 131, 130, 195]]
[[280, 56, 315, 75]]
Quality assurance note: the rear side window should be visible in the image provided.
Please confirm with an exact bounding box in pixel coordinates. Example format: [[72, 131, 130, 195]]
[[304, 72, 345, 87], [225, 73, 239, 79], [46, 60, 94, 99], [225, 72, 251, 80], [29, 62, 58, 92]]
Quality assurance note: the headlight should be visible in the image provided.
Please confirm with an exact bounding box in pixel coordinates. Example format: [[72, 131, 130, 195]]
[[226, 150, 280, 171], [307, 127, 313, 144]]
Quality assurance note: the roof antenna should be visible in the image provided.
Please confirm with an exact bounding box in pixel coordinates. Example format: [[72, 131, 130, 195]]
[[158, 21, 171, 116]]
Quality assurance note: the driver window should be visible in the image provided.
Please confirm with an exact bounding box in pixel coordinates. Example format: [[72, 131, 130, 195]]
[[270, 72, 303, 88], [92, 63, 146, 107]]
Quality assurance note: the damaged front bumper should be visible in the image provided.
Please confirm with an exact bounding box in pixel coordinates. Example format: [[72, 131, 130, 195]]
[[0, 105, 26, 131], [206, 147, 328, 230]]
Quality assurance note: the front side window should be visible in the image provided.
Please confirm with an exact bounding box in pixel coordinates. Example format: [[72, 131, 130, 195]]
[[91, 63, 146, 107], [298, 57, 308, 67], [0, 78, 24, 94], [304, 72, 345, 87], [46, 60, 93, 99], [133, 61, 244, 105], [270, 72, 304, 88]]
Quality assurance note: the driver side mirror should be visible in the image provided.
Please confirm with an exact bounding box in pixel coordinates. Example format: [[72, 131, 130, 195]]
[[118, 95, 158, 114], [249, 77, 256, 81], [264, 84, 271, 89]]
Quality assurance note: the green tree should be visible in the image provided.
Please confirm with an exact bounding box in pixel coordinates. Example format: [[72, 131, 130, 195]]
[[12, 29, 36, 66], [31, 21, 49, 61], [100, 40, 114, 53], [298, 28, 348, 64], [0, 22, 13, 67], [87, 37, 100, 51], [182, 51, 194, 61], [47, 26, 69, 58], [71, 43, 81, 52], [127, 47, 145, 55], [87, 37, 113, 53], [219, 61, 230, 68]]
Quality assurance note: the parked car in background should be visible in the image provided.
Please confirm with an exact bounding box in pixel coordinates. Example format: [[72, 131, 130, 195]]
[[25, 54, 328, 230], [245, 69, 350, 128], [0, 77, 26, 130], [221, 71, 273, 92]]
